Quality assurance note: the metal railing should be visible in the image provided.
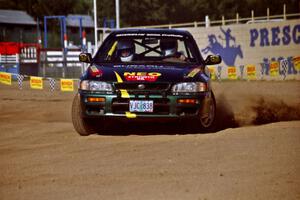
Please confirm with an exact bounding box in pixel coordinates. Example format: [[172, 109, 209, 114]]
[[39, 48, 86, 78], [128, 12, 300, 29], [96, 9, 299, 40], [95, 11, 299, 45]]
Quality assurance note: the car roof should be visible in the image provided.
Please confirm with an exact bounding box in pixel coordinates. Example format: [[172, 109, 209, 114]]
[[110, 28, 193, 38]]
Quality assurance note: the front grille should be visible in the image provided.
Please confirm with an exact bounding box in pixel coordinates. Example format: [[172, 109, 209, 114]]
[[111, 98, 170, 115]]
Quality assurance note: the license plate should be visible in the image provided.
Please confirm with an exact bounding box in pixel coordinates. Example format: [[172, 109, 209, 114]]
[[129, 100, 153, 113]]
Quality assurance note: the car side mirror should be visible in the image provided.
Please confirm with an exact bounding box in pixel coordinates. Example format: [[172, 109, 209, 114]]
[[204, 55, 222, 65], [79, 53, 92, 63]]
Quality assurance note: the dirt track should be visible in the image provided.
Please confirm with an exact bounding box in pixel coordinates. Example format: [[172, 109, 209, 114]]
[[0, 81, 300, 200]]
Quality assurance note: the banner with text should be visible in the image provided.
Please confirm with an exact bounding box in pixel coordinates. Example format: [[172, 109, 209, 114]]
[[30, 76, 43, 89], [60, 79, 74, 92], [0, 72, 12, 85]]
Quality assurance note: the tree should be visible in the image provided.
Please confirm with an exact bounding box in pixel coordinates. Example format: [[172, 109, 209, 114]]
[[0, 0, 299, 27]]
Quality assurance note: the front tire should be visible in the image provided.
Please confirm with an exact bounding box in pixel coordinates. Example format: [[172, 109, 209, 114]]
[[71, 94, 96, 136], [198, 91, 217, 132], [186, 91, 216, 133]]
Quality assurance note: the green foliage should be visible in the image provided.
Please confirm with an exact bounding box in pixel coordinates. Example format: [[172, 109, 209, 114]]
[[0, 0, 92, 19], [0, 0, 299, 26]]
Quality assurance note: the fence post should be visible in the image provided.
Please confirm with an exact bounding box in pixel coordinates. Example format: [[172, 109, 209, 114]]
[[41, 50, 46, 77], [283, 4, 286, 20], [44, 17, 48, 48], [267, 8, 270, 21], [62, 48, 67, 78], [205, 15, 210, 28], [236, 13, 239, 24], [251, 10, 254, 22], [194, 21, 198, 27], [222, 16, 225, 26]]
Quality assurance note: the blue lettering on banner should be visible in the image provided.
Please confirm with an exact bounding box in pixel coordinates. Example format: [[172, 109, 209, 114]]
[[250, 24, 300, 47], [202, 27, 243, 66], [293, 24, 300, 44], [282, 26, 291, 45], [250, 29, 258, 47], [260, 28, 270, 46], [271, 27, 280, 46]]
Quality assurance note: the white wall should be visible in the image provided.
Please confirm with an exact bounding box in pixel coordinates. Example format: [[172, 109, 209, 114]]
[[184, 19, 300, 80]]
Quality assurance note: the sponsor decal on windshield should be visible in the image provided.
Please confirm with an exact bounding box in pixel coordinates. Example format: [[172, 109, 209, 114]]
[[113, 65, 164, 69], [116, 33, 183, 38]]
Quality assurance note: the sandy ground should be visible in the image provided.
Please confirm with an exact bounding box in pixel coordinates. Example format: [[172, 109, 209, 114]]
[[0, 80, 300, 200]]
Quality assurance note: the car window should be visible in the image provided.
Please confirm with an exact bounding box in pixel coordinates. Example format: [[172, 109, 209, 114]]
[[135, 39, 160, 57], [177, 40, 187, 57], [94, 36, 199, 65]]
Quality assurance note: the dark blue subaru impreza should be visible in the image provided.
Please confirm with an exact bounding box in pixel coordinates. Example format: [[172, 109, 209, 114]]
[[72, 29, 221, 136]]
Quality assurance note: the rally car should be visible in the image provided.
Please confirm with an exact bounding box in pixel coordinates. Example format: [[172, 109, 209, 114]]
[[72, 29, 221, 136]]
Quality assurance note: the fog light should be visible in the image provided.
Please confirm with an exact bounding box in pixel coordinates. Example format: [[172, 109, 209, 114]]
[[177, 99, 198, 104], [87, 97, 105, 102]]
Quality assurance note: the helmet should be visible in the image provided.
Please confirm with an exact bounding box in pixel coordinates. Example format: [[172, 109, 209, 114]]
[[117, 40, 135, 62], [160, 38, 178, 56]]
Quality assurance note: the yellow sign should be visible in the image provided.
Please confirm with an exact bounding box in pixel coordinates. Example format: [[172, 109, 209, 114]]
[[270, 61, 279, 77], [30, 76, 43, 89], [0, 72, 12, 85], [246, 65, 256, 80], [207, 66, 216, 80], [60, 79, 74, 92], [293, 56, 300, 71], [228, 66, 237, 80]]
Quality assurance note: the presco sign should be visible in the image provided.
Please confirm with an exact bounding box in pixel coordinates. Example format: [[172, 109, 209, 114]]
[[187, 19, 300, 78]]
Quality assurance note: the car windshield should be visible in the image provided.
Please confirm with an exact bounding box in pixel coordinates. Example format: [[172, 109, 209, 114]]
[[93, 34, 200, 65]]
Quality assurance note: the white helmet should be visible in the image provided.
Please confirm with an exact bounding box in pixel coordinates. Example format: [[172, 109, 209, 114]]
[[160, 39, 178, 56], [117, 40, 135, 62]]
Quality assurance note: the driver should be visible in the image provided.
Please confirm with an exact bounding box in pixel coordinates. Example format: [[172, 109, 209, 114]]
[[117, 40, 135, 62], [160, 38, 186, 62]]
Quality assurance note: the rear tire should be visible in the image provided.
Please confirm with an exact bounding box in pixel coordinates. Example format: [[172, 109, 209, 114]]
[[71, 94, 96, 136]]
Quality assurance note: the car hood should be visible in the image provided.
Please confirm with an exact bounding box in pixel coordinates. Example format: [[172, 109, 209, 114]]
[[85, 64, 209, 83]]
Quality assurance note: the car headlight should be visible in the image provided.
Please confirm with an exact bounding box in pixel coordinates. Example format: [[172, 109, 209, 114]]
[[172, 82, 208, 93], [80, 80, 113, 91]]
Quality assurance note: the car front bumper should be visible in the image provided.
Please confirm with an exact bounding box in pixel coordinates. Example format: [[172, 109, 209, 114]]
[[79, 90, 212, 119]]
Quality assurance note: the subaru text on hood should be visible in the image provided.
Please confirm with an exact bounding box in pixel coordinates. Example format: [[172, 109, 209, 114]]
[[72, 29, 222, 136]]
